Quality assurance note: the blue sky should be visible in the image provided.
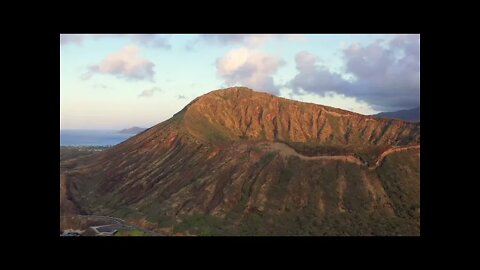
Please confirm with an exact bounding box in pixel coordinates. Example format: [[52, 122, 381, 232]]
[[60, 34, 420, 129]]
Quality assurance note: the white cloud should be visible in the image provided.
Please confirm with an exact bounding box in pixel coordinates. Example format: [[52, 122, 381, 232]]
[[138, 87, 162, 97], [216, 48, 285, 95], [280, 88, 379, 115], [85, 45, 155, 81]]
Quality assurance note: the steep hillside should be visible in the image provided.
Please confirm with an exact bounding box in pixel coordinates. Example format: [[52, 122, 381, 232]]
[[61, 87, 420, 236]]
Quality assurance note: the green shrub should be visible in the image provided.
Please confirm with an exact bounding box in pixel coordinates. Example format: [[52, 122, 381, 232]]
[[257, 152, 276, 168]]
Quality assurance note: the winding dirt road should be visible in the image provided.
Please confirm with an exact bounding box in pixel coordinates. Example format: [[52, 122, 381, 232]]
[[369, 144, 420, 170], [264, 142, 419, 170], [266, 142, 365, 165]]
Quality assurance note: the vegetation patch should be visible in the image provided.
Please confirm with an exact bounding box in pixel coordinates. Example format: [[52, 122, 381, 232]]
[[257, 152, 276, 168], [375, 151, 420, 220], [325, 114, 340, 136], [173, 214, 228, 236], [116, 230, 147, 236], [60, 146, 109, 163], [259, 129, 267, 140], [185, 113, 231, 142], [267, 157, 296, 208], [343, 164, 370, 212]]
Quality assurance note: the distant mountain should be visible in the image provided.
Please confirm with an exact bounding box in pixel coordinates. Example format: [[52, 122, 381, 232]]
[[61, 87, 420, 236], [374, 107, 420, 122], [117, 127, 146, 134]]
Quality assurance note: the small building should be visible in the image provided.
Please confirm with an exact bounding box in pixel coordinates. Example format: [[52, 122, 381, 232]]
[[90, 225, 119, 236], [97, 230, 118, 236]]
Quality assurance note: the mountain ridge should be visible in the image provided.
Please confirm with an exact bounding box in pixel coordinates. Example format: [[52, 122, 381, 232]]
[[374, 107, 420, 122], [178, 87, 419, 145]]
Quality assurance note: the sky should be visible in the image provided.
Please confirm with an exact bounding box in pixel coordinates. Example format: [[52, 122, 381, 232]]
[[60, 34, 420, 129]]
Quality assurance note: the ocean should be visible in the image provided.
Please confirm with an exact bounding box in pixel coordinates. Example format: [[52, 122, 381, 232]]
[[60, 129, 135, 146]]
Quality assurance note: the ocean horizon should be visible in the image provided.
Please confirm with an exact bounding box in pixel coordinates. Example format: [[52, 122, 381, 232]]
[[60, 129, 135, 146]]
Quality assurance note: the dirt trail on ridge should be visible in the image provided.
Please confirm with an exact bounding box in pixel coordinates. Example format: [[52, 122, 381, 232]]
[[264, 142, 419, 170]]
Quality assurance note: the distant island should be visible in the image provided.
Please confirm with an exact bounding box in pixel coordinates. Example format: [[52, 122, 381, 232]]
[[117, 127, 146, 134]]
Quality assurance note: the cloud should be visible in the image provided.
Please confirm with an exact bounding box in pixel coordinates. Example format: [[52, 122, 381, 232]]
[[61, 34, 118, 46], [342, 35, 420, 110], [138, 87, 162, 97], [290, 51, 350, 95], [177, 95, 187, 99], [284, 34, 306, 41], [93, 83, 108, 89], [184, 38, 199, 51], [197, 34, 305, 48], [84, 45, 155, 81], [184, 43, 196, 51], [200, 34, 272, 48], [60, 34, 85, 46], [289, 34, 420, 111], [283, 89, 378, 115], [131, 34, 172, 49], [60, 34, 172, 49], [216, 48, 285, 95]]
